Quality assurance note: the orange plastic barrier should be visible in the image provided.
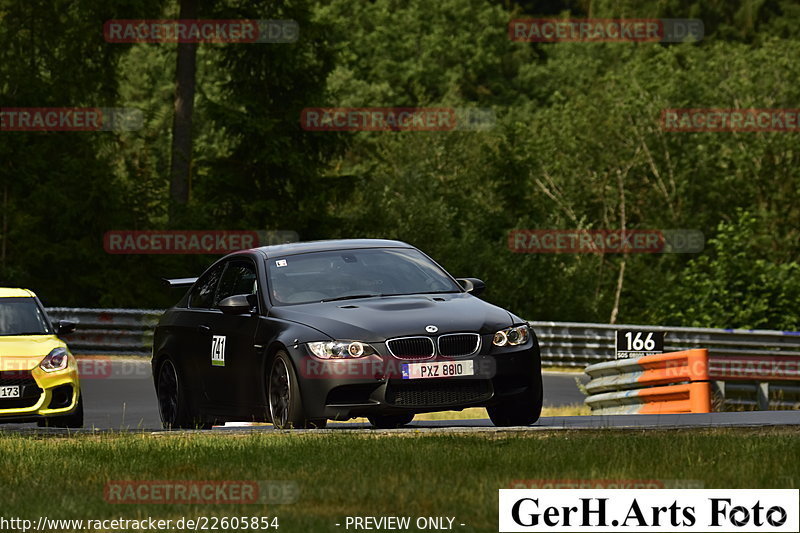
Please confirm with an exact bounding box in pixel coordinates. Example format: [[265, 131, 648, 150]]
[[584, 349, 712, 415]]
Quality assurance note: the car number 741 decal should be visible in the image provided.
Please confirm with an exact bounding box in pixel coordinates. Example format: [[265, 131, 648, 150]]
[[211, 335, 226, 366]]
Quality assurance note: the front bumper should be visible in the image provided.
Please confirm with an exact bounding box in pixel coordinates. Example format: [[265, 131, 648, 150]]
[[0, 362, 81, 422], [288, 336, 540, 420]]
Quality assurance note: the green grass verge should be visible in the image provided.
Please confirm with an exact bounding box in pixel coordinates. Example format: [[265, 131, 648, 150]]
[[409, 403, 589, 420], [0, 429, 797, 532]]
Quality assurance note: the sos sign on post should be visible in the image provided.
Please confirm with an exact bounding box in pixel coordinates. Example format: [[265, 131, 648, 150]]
[[615, 329, 664, 359]]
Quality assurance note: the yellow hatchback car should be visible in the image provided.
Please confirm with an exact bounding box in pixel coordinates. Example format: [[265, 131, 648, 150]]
[[0, 288, 83, 427]]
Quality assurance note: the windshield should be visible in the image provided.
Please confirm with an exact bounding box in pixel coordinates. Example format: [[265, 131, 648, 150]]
[[267, 248, 462, 305], [0, 298, 51, 336], [0, 297, 52, 336]]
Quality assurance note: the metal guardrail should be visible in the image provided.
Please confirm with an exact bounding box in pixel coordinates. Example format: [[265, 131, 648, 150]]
[[717, 381, 800, 410], [45, 309, 800, 367], [47, 308, 162, 355], [707, 355, 800, 411], [531, 321, 800, 367]]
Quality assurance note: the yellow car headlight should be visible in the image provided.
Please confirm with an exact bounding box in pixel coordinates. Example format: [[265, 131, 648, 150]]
[[40, 347, 69, 372]]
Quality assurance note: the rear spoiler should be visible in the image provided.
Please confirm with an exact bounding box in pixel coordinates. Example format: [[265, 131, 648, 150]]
[[162, 277, 198, 288]]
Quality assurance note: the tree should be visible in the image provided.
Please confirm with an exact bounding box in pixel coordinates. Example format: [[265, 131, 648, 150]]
[[655, 211, 800, 330], [168, 0, 197, 225]]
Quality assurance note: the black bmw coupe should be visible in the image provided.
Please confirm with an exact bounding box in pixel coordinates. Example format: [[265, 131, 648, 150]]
[[152, 239, 542, 429]]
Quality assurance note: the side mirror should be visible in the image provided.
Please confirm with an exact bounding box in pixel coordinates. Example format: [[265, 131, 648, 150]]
[[56, 320, 77, 336], [218, 294, 254, 315], [456, 278, 486, 297]]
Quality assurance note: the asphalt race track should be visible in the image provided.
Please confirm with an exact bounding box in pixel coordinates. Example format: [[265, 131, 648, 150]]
[[1, 358, 798, 432]]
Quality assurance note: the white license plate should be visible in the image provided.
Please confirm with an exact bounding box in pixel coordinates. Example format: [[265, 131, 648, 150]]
[[0, 386, 20, 398], [402, 360, 474, 380]]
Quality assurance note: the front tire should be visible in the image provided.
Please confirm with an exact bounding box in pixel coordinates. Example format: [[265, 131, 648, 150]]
[[156, 358, 211, 429], [487, 376, 543, 427], [38, 395, 84, 428], [268, 351, 326, 429], [368, 413, 414, 429]]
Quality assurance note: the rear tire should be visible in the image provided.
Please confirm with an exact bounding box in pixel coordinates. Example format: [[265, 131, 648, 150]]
[[487, 376, 543, 427], [268, 351, 326, 429], [38, 395, 84, 428], [368, 413, 414, 429], [156, 358, 211, 429]]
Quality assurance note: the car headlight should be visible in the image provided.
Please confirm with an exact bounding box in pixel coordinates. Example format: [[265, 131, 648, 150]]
[[493, 325, 529, 347], [307, 341, 378, 359], [40, 347, 70, 372]]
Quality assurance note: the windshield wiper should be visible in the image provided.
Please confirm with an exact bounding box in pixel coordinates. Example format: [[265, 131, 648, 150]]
[[418, 290, 461, 294], [380, 290, 461, 297], [320, 294, 384, 303], [321, 290, 460, 302]]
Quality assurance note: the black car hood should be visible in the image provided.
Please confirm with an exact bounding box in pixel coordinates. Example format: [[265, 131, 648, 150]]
[[268, 293, 514, 341]]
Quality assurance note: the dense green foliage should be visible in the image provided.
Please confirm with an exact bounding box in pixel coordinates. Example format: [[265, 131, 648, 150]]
[[1, 0, 798, 328]]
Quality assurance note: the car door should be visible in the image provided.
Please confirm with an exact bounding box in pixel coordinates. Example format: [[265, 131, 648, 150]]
[[177, 261, 227, 406], [203, 258, 261, 411]]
